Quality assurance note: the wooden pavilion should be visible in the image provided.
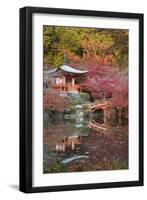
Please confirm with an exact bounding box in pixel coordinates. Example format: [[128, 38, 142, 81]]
[[44, 64, 88, 92]]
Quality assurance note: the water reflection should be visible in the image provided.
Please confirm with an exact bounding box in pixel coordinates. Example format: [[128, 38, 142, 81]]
[[43, 108, 128, 173], [55, 136, 81, 153], [92, 107, 128, 128]]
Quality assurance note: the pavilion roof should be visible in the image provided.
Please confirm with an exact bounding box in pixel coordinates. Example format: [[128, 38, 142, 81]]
[[60, 65, 88, 74], [46, 65, 88, 74]]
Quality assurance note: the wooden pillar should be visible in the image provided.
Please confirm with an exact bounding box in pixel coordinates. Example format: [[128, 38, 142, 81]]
[[72, 141, 75, 150], [56, 144, 59, 151], [118, 108, 122, 127], [62, 144, 65, 152], [103, 108, 107, 125], [72, 78, 75, 88], [56, 77, 59, 85], [59, 78, 63, 91], [63, 77, 66, 85], [59, 78, 63, 85]]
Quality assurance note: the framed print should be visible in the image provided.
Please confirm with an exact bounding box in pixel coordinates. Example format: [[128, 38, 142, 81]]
[[19, 7, 144, 193]]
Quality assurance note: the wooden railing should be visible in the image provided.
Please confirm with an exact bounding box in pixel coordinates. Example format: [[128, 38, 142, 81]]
[[52, 83, 81, 91]]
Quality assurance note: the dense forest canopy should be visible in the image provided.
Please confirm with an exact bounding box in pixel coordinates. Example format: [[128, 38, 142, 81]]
[[43, 26, 128, 70]]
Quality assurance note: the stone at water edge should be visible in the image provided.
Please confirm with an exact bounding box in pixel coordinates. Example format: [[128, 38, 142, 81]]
[[61, 155, 89, 164]]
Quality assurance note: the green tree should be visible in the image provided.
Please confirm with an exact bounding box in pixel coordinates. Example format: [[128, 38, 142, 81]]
[[43, 26, 128, 70]]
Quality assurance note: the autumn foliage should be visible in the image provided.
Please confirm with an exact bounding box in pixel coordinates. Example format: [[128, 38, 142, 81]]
[[44, 90, 69, 112], [43, 26, 128, 108], [81, 61, 128, 106], [43, 26, 128, 70]]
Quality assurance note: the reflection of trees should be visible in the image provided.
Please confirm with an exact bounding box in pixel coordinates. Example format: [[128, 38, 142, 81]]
[[44, 123, 69, 150]]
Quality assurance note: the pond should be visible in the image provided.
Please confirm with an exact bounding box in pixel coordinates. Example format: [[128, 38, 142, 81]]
[[43, 107, 128, 173]]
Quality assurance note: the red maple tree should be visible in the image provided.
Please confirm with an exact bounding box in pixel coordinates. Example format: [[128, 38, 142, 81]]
[[44, 90, 69, 112], [81, 61, 128, 107]]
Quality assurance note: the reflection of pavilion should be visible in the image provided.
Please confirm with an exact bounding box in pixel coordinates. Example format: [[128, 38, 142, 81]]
[[55, 136, 81, 152], [44, 64, 88, 92]]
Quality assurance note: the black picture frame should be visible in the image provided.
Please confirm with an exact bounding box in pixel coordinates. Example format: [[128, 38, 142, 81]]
[[19, 6, 144, 193]]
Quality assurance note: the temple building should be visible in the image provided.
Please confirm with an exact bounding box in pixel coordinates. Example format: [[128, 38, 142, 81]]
[[44, 63, 88, 93]]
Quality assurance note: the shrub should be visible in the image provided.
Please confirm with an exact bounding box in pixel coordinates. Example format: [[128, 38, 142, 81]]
[[80, 92, 90, 102]]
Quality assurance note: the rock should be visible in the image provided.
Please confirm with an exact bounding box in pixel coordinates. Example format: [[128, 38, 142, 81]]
[[61, 155, 89, 164], [64, 108, 71, 114], [75, 105, 82, 109]]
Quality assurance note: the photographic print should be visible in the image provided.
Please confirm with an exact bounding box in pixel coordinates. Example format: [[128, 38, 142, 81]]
[[20, 7, 143, 193], [43, 26, 129, 174]]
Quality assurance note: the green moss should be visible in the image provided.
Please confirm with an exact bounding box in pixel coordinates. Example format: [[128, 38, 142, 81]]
[[44, 161, 66, 173], [69, 106, 77, 114], [94, 160, 128, 171], [80, 92, 90, 102]]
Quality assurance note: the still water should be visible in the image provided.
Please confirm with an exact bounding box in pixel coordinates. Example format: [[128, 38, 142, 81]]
[[43, 109, 128, 173]]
